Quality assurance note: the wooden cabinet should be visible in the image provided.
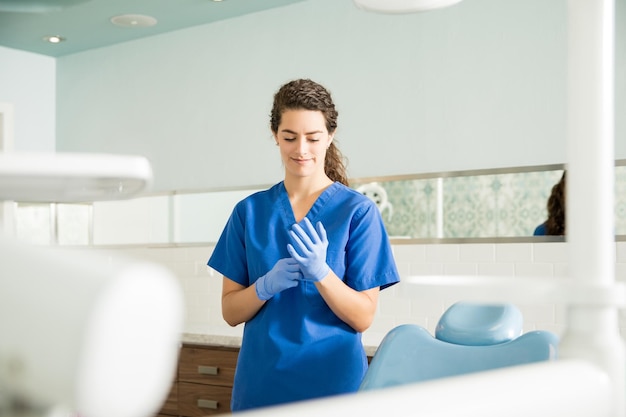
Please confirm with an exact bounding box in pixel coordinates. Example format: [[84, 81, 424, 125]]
[[155, 342, 370, 416], [155, 343, 239, 417], [155, 381, 178, 417], [178, 345, 239, 416]]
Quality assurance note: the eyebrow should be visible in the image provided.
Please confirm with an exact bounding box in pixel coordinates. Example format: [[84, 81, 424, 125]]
[[280, 129, 324, 135]]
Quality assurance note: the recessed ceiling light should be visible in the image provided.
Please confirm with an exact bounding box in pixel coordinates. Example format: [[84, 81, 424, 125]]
[[43, 35, 65, 44], [110, 14, 157, 28]]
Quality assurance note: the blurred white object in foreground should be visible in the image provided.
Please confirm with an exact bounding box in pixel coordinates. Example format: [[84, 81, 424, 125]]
[[0, 151, 183, 417], [0, 238, 184, 417], [0, 152, 152, 203], [235, 360, 611, 417]]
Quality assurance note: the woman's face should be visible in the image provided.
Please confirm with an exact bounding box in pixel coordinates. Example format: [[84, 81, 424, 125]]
[[274, 109, 334, 180]]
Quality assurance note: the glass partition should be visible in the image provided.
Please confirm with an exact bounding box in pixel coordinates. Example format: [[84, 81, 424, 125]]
[[92, 196, 171, 245], [172, 187, 266, 243], [15, 203, 53, 245], [13, 162, 626, 246], [57, 203, 91, 245]]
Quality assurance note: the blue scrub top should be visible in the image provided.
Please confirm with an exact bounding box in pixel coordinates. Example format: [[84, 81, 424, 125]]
[[534, 222, 547, 236], [208, 181, 400, 411]]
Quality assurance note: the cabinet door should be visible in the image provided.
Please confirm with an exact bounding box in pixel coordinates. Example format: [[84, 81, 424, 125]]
[[178, 381, 232, 416], [178, 347, 238, 386], [158, 381, 178, 416]]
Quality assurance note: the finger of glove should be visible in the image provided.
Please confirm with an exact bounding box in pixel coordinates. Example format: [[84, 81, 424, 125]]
[[282, 277, 300, 289], [286, 243, 308, 265], [291, 222, 317, 250], [277, 257, 300, 266], [301, 217, 322, 245], [282, 267, 303, 281], [273, 272, 300, 291], [287, 231, 312, 259], [315, 221, 328, 245], [275, 257, 301, 272], [281, 264, 302, 275]]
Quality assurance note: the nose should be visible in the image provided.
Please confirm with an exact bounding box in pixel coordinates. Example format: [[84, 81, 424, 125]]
[[296, 137, 308, 156]]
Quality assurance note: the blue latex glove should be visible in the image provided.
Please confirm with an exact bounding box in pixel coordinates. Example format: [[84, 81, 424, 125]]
[[287, 217, 330, 282], [255, 258, 302, 301]]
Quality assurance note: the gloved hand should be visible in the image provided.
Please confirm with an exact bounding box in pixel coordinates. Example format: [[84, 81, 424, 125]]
[[255, 258, 302, 301], [287, 217, 330, 282]]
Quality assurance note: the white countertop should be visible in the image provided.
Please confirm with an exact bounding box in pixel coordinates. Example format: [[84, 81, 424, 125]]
[[182, 332, 242, 348], [181, 333, 379, 357]]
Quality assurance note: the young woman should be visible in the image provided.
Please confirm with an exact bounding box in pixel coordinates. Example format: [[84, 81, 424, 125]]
[[208, 78, 400, 411]]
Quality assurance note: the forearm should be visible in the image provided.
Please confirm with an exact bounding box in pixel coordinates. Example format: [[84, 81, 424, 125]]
[[221, 277, 265, 326], [315, 272, 379, 333]]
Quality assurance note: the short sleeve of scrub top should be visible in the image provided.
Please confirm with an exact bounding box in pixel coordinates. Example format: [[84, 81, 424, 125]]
[[208, 181, 400, 411], [534, 222, 547, 236]]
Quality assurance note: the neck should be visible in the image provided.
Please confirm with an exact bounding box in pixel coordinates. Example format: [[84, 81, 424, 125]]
[[284, 174, 333, 200]]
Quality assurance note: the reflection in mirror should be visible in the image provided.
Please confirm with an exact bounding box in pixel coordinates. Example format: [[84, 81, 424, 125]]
[[351, 169, 566, 239], [13, 162, 626, 245]]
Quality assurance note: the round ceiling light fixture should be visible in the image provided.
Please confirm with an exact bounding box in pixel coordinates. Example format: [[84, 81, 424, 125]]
[[43, 35, 66, 44], [110, 14, 158, 28], [353, 0, 463, 13]]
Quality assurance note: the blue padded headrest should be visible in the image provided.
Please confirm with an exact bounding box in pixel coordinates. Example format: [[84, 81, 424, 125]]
[[435, 302, 523, 346]]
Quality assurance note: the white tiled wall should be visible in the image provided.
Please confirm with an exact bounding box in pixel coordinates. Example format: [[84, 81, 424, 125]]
[[83, 241, 626, 348]]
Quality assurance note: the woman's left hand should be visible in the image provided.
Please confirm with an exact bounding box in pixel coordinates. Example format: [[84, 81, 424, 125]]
[[287, 217, 330, 282]]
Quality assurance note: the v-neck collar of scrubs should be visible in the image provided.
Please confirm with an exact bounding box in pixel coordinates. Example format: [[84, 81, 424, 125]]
[[278, 181, 340, 226]]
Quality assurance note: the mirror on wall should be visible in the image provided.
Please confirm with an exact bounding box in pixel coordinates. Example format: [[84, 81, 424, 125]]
[[351, 167, 575, 239], [12, 161, 626, 246]]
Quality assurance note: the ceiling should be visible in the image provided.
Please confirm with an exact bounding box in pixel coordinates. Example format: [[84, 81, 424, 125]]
[[0, 0, 307, 57]]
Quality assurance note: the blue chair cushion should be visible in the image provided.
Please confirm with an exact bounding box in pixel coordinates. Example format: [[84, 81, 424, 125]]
[[435, 302, 523, 346], [359, 323, 559, 391]]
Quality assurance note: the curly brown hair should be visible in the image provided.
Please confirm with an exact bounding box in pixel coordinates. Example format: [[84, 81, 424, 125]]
[[545, 171, 566, 235], [269, 79, 349, 186]]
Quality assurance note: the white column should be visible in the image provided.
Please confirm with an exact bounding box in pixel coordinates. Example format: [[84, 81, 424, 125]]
[[559, 1, 625, 416]]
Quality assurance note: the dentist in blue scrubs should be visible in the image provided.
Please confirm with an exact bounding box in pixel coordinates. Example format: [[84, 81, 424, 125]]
[[208, 79, 400, 412]]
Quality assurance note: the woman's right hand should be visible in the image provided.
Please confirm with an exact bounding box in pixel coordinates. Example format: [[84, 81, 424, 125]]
[[255, 258, 302, 300]]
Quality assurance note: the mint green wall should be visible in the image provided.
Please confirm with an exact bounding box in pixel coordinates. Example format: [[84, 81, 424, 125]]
[[56, 0, 625, 192], [0, 46, 56, 151]]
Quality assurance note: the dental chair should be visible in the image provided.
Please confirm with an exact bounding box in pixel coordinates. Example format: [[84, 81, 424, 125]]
[[359, 302, 559, 391]]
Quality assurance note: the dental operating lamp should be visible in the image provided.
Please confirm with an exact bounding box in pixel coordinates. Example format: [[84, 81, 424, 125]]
[[0, 152, 184, 417]]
